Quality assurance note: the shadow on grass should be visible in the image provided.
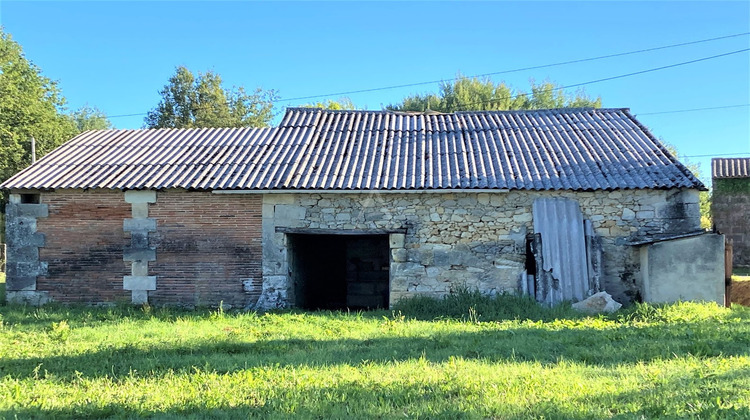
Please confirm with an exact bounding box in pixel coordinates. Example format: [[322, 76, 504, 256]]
[[1, 368, 749, 420], [2, 318, 749, 382]]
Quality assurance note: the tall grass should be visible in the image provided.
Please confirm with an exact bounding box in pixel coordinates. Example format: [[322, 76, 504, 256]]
[[392, 288, 582, 322]]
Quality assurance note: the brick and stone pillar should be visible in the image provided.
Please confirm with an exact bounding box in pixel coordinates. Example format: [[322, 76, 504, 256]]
[[4, 193, 50, 305], [123, 190, 157, 304]]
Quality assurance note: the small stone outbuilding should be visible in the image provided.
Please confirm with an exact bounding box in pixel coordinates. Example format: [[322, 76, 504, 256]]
[[712, 158, 750, 267], [2, 108, 705, 309]]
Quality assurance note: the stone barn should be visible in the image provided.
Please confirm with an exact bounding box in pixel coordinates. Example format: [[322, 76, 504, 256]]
[[712, 157, 750, 267], [2, 108, 705, 309]]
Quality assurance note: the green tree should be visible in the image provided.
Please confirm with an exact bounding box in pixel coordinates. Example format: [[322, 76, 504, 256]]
[[304, 98, 356, 110], [145, 66, 278, 129], [0, 28, 77, 183], [69, 105, 112, 131], [388, 75, 601, 112]]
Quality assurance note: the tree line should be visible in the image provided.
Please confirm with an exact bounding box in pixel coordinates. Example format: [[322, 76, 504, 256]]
[[1, 28, 600, 184]]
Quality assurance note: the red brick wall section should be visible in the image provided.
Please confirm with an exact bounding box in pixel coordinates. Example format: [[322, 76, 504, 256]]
[[149, 192, 263, 308], [37, 191, 131, 303]]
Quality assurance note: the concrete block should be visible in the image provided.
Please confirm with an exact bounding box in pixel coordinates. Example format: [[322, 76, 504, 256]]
[[389, 233, 405, 249], [7, 245, 39, 261], [130, 232, 149, 248], [263, 275, 289, 290], [131, 290, 149, 304], [6, 291, 51, 305], [274, 204, 306, 221], [123, 247, 156, 262], [7, 275, 37, 291], [641, 233, 724, 305], [131, 261, 149, 276], [391, 248, 408, 262], [261, 203, 276, 218], [123, 275, 157, 291], [123, 218, 156, 232], [124, 190, 156, 204], [30, 232, 45, 247], [433, 250, 462, 266], [9, 194, 21, 204], [267, 194, 296, 205], [132, 202, 149, 218], [6, 261, 45, 281], [392, 262, 426, 276], [17, 204, 48, 218]]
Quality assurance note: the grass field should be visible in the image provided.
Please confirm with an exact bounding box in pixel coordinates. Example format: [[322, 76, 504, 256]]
[[0, 293, 749, 419]]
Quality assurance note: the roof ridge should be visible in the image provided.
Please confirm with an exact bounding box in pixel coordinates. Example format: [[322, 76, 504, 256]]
[[285, 107, 630, 115]]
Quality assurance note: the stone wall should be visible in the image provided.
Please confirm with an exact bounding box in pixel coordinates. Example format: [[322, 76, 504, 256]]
[[261, 188, 701, 308], [5, 190, 263, 307], [4, 187, 700, 307], [712, 179, 750, 267]]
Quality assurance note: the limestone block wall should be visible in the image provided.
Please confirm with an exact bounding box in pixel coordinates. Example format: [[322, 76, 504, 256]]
[[4, 194, 51, 304], [260, 188, 701, 308]]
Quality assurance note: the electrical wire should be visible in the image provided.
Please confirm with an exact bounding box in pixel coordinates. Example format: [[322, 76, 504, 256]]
[[681, 152, 750, 158], [454, 48, 749, 110], [637, 104, 750, 116], [104, 33, 750, 119], [276, 32, 750, 103]]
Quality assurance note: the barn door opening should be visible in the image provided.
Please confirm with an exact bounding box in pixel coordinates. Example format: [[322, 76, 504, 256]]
[[288, 234, 390, 310]]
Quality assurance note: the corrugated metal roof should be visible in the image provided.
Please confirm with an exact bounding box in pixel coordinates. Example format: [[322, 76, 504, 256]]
[[1, 107, 705, 191], [712, 157, 750, 179]]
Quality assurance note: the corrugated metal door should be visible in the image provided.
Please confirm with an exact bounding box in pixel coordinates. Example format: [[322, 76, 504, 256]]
[[532, 198, 590, 304]]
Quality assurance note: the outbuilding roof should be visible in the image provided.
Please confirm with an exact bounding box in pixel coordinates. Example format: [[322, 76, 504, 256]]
[[1, 107, 704, 192], [712, 157, 750, 179]]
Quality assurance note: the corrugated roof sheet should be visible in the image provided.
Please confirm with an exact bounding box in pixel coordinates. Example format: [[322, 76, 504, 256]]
[[712, 157, 750, 179], [1, 107, 705, 191]]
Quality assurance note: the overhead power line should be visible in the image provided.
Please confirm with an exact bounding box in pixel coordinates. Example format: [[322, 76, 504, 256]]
[[105, 33, 750, 120], [455, 48, 749, 110], [275, 32, 750, 103], [637, 104, 750, 116], [681, 152, 750, 158]]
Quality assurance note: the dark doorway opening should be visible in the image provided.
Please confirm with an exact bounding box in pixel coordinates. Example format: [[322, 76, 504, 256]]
[[288, 234, 390, 310]]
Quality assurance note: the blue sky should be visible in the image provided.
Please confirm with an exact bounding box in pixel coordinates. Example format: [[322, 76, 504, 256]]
[[1, 1, 748, 184]]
